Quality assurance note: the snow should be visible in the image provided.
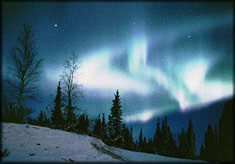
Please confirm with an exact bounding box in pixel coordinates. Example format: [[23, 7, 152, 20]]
[[1, 123, 117, 162], [110, 147, 202, 162], [1, 122, 205, 162]]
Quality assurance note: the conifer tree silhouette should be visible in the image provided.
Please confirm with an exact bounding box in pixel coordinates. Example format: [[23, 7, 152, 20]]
[[108, 90, 123, 147], [77, 113, 89, 134], [51, 81, 64, 129], [101, 113, 107, 139], [139, 128, 143, 151], [93, 113, 102, 138], [153, 118, 162, 154], [218, 98, 234, 162], [186, 119, 195, 159], [178, 128, 187, 158], [38, 110, 44, 126]]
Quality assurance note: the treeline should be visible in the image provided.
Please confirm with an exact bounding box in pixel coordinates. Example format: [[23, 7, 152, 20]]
[[90, 90, 196, 160], [3, 86, 233, 162], [200, 98, 234, 162], [3, 79, 89, 133], [89, 94, 234, 162], [120, 117, 196, 159], [135, 98, 234, 162]]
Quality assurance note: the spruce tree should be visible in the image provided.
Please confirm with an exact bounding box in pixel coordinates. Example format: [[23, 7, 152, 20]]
[[120, 125, 126, 148], [107, 114, 115, 146], [178, 128, 187, 158], [93, 113, 102, 138], [161, 117, 170, 155], [218, 98, 234, 162], [199, 144, 205, 160], [167, 126, 177, 157], [214, 124, 219, 160], [204, 124, 217, 161], [139, 128, 143, 151], [85, 115, 89, 132], [108, 90, 123, 147], [160, 117, 176, 157], [130, 127, 133, 150], [160, 117, 167, 155], [146, 138, 154, 154], [51, 81, 64, 129], [186, 119, 195, 159], [77, 114, 89, 134], [200, 98, 234, 162], [143, 136, 147, 152], [153, 117, 177, 157], [154, 118, 162, 154], [101, 113, 107, 139]]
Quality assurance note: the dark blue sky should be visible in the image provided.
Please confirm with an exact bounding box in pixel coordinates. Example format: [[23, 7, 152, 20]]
[[3, 2, 233, 120], [2, 2, 233, 153]]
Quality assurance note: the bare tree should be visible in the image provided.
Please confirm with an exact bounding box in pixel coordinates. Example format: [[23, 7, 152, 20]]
[[60, 52, 82, 130], [7, 24, 43, 123]]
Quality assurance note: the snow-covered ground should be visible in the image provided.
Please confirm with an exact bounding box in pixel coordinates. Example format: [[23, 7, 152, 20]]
[[1, 122, 205, 162]]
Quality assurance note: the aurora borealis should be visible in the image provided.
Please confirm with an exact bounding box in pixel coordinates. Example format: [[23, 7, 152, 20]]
[[2, 2, 233, 123]]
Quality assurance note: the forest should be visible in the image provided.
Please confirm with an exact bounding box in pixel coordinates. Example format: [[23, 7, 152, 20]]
[[1, 24, 234, 162]]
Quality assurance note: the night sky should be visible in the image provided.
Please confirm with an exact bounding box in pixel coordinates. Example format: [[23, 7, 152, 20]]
[[2, 1, 233, 147]]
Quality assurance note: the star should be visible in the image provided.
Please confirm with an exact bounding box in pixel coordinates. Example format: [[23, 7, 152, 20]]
[[54, 24, 58, 27], [188, 35, 191, 38]]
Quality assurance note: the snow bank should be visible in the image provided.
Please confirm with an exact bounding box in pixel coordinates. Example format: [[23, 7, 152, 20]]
[[1, 123, 118, 162], [1, 122, 205, 162]]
